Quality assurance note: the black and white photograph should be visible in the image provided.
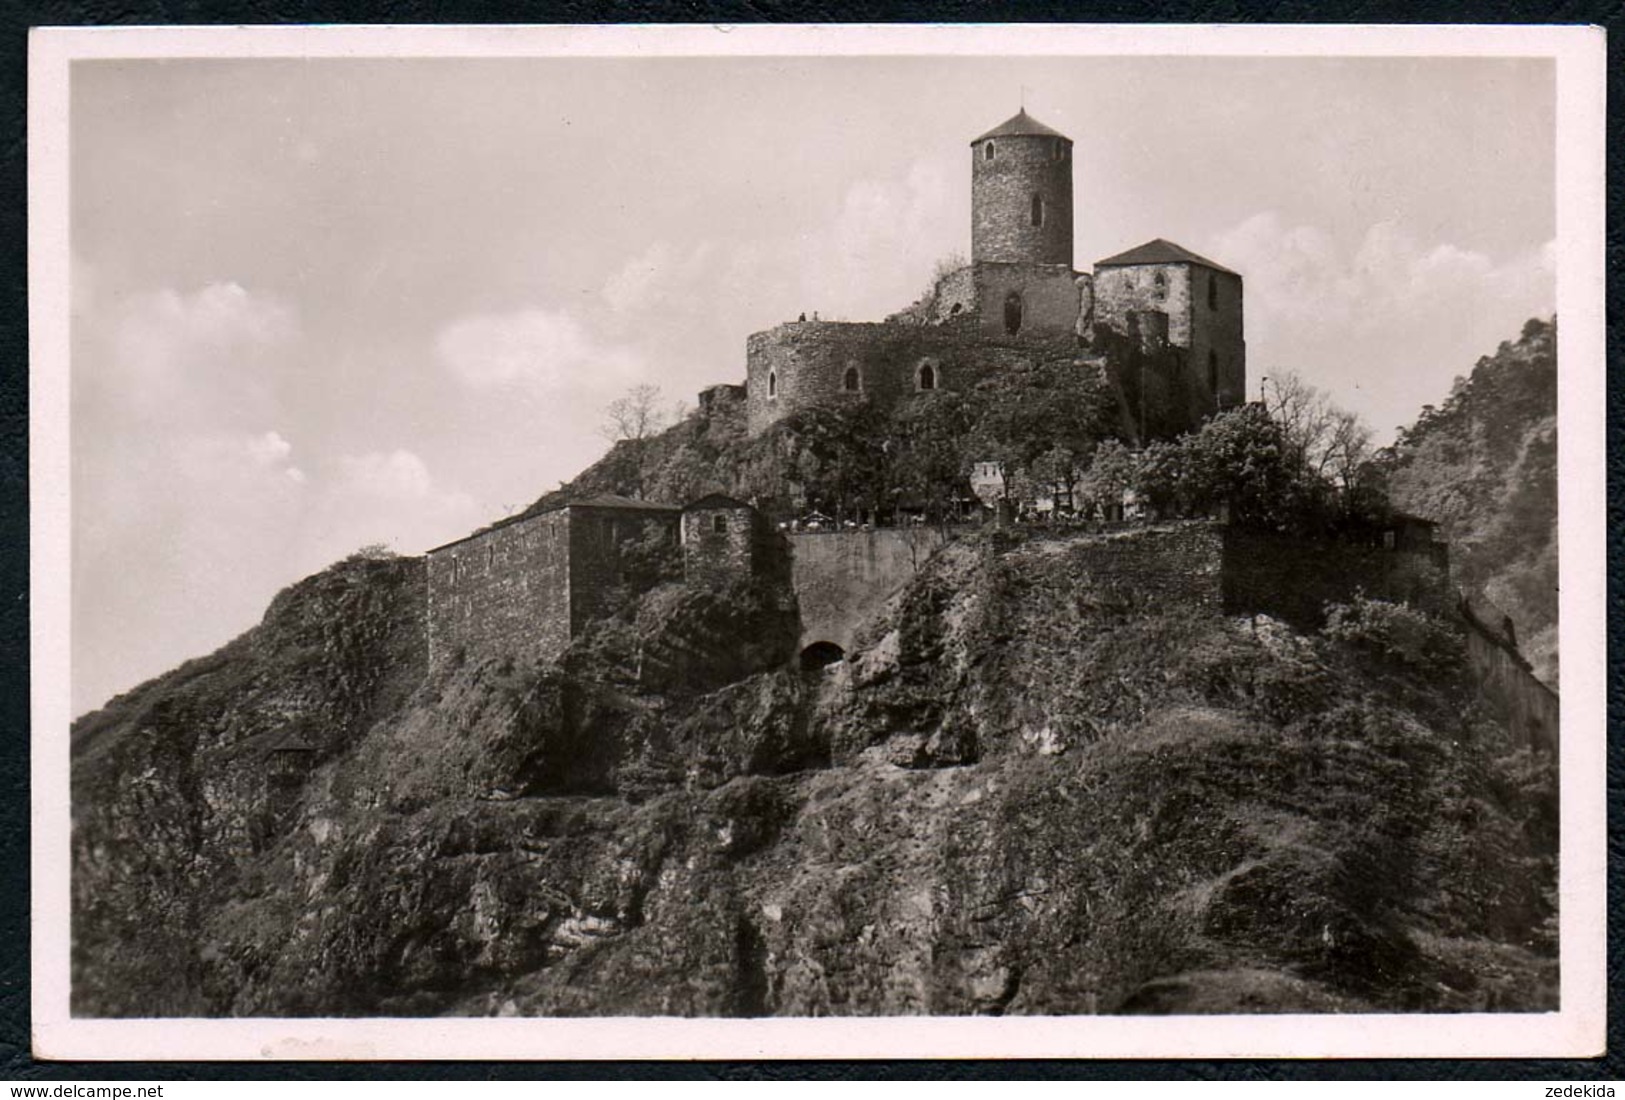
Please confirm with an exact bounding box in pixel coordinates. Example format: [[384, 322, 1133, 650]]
[[29, 24, 1606, 1060]]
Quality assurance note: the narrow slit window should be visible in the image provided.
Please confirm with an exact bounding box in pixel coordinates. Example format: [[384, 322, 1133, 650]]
[[768, 370, 777, 398], [843, 366, 860, 392], [1208, 350, 1219, 393], [984, 141, 996, 161], [1030, 193, 1044, 227], [1208, 273, 1218, 310]]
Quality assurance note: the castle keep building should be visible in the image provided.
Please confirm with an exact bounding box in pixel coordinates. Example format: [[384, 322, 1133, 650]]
[[745, 109, 1247, 441]]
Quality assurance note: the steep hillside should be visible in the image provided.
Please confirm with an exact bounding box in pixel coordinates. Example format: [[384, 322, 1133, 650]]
[[71, 526, 1556, 1017], [1379, 317, 1558, 684]]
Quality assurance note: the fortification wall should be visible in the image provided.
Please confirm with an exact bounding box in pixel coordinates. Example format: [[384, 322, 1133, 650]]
[[1461, 603, 1560, 753], [1187, 268, 1247, 415], [682, 505, 758, 589], [567, 508, 679, 629], [746, 321, 1090, 434], [1220, 528, 1451, 630], [426, 510, 573, 668], [971, 262, 1083, 339], [790, 527, 952, 652], [1095, 264, 1192, 347]]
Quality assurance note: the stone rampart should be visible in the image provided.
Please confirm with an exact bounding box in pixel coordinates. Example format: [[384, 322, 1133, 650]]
[[426, 510, 574, 668], [1220, 527, 1451, 630], [1460, 600, 1560, 753], [789, 527, 953, 653]]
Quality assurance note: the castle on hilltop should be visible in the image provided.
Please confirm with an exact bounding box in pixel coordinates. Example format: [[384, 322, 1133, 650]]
[[425, 107, 1258, 673], [741, 108, 1247, 443]]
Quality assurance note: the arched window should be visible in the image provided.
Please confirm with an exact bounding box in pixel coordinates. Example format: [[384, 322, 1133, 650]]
[[843, 366, 860, 392], [1030, 193, 1044, 227], [768, 370, 778, 398], [984, 141, 996, 161], [917, 362, 937, 391], [1152, 271, 1167, 301], [1208, 273, 1218, 310], [1004, 292, 1023, 335], [1208, 350, 1219, 394]]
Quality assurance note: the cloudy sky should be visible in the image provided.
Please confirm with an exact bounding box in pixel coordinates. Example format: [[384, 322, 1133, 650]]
[[67, 50, 1556, 715]]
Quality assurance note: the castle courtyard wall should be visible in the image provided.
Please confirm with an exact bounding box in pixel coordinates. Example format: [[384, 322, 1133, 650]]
[[789, 527, 953, 652], [746, 321, 1083, 434], [426, 510, 573, 668], [1220, 528, 1451, 630]]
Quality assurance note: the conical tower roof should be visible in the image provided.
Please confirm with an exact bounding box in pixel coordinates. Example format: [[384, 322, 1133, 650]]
[[971, 107, 1069, 144]]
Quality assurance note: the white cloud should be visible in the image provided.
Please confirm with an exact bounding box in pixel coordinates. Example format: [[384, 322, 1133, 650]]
[[804, 157, 959, 318], [1212, 213, 1555, 438], [435, 308, 643, 392]]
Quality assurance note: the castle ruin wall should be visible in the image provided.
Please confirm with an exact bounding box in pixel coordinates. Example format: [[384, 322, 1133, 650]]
[[426, 510, 573, 668]]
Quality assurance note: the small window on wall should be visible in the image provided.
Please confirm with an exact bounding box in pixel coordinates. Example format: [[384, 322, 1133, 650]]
[[843, 366, 860, 392], [1053, 138, 1065, 161], [1004, 292, 1023, 335], [984, 141, 996, 161], [1208, 350, 1219, 393], [1152, 271, 1167, 301], [768, 370, 778, 398], [1208, 273, 1218, 310], [712, 515, 727, 535], [917, 362, 937, 391], [1030, 193, 1044, 227]]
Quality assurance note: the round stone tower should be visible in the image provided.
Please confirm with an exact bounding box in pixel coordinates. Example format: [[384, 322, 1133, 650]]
[[969, 108, 1074, 268]]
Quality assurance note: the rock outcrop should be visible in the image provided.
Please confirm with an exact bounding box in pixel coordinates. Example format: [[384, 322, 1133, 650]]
[[71, 529, 1558, 1017]]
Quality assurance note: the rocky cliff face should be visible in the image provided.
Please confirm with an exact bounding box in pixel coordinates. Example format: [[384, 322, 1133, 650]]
[[71, 529, 1556, 1018]]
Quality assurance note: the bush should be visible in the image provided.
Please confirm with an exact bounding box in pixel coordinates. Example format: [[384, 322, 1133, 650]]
[[1322, 595, 1464, 677]]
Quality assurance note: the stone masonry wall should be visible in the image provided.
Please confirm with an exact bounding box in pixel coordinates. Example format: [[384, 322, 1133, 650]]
[[567, 507, 680, 630], [1461, 601, 1560, 753], [682, 505, 757, 589], [789, 527, 953, 652], [1220, 527, 1451, 631], [1187, 268, 1247, 415], [971, 133, 1073, 266], [746, 321, 1080, 435], [426, 510, 573, 668], [1094, 264, 1193, 347], [972, 262, 1084, 339]]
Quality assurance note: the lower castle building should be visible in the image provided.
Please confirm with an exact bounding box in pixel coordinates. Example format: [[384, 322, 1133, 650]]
[[426, 494, 779, 668]]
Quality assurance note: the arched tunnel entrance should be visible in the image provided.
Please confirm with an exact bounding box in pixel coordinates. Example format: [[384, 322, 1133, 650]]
[[799, 640, 846, 672]]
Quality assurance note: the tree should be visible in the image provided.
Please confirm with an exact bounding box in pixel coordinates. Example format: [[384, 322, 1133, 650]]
[[601, 383, 674, 443], [1030, 444, 1082, 512], [1077, 439, 1139, 518]]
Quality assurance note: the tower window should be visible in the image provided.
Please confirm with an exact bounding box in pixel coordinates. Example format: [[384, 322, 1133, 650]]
[[712, 514, 727, 534], [1004, 292, 1023, 335], [1030, 193, 1044, 227], [843, 365, 861, 392], [984, 141, 996, 161], [1053, 138, 1064, 161], [1208, 350, 1219, 393], [917, 362, 937, 391], [768, 370, 777, 398], [1208, 273, 1218, 310], [1152, 271, 1167, 301]]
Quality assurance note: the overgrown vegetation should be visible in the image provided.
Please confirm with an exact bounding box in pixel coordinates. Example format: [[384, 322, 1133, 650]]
[[1374, 316, 1558, 683]]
